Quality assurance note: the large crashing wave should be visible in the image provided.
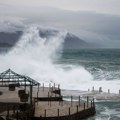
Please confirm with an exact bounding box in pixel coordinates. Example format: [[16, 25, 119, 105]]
[[0, 25, 93, 90]]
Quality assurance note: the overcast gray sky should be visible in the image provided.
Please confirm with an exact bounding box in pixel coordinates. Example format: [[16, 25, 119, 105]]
[[0, 0, 120, 48], [1, 0, 120, 15]]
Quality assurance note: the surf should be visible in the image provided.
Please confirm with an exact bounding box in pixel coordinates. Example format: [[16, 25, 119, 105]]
[[0, 25, 93, 90]]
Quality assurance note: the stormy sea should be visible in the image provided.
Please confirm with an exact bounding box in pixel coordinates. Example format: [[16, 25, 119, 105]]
[[0, 26, 120, 120]]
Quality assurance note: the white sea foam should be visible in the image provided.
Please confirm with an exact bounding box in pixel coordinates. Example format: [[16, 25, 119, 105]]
[[101, 106, 120, 119], [0, 25, 92, 87], [0, 25, 119, 93]]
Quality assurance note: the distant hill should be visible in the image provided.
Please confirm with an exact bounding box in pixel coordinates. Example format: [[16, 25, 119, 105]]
[[64, 33, 92, 49], [0, 29, 93, 49], [0, 42, 12, 47], [0, 31, 22, 46]]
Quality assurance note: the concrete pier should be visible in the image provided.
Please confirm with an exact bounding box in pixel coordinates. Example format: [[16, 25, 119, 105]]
[[0, 85, 96, 120]]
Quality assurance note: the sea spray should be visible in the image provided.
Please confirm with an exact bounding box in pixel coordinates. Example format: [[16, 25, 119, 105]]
[[0, 26, 120, 93], [0, 25, 93, 90]]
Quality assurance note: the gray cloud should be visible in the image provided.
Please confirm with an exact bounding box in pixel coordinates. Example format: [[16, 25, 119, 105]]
[[0, 17, 25, 33], [0, 4, 120, 48], [1, 0, 120, 15]]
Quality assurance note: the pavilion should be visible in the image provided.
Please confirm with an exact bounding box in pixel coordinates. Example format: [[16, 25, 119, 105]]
[[0, 68, 40, 105]]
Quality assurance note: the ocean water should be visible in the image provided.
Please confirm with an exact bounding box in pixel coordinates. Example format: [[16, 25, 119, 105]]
[[0, 26, 120, 119], [60, 49, 120, 120], [61, 49, 120, 81]]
